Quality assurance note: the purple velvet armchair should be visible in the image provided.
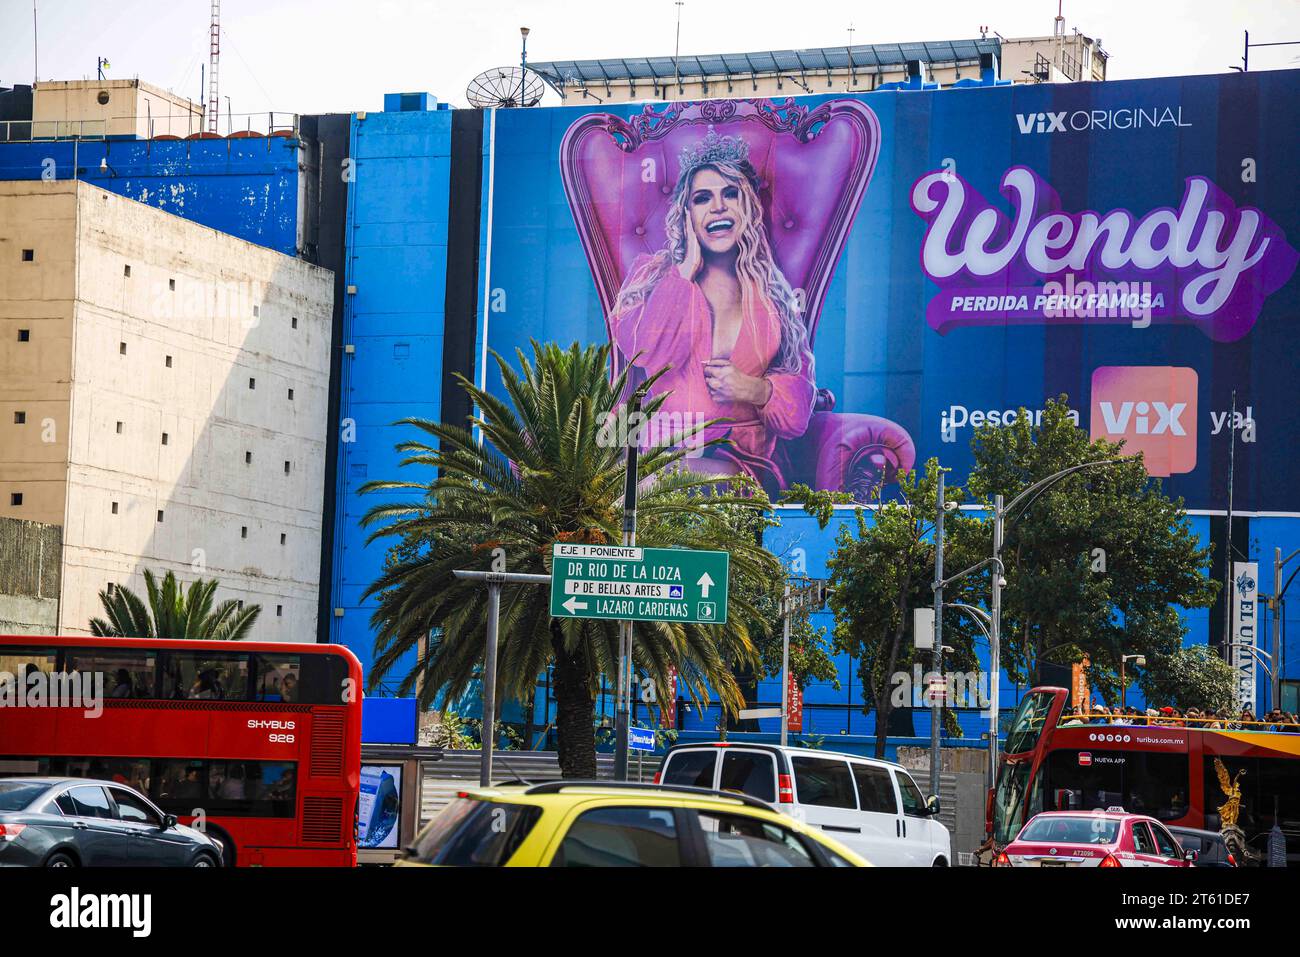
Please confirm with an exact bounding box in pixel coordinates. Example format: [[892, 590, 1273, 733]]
[[559, 98, 915, 498]]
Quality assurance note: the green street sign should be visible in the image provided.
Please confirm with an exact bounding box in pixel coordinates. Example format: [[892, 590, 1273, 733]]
[[550, 543, 729, 624]]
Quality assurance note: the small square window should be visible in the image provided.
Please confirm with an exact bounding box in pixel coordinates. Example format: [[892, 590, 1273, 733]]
[[283, 461, 291, 475], [245, 451, 252, 464], [241, 526, 248, 539], [291, 317, 298, 329], [111, 501, 119, 514], [21, 249, 34, 262], [13, 411, 25, 424], [107, 582, 116, 595], [119, 342, 127, 355], [115, 421, 123, 434], [169, 278, 176, 291], [249, 378, 256, 390], [156, 509, 164, 522], [276, 605, 283, 618], [161, 432, 169, 445], [253, 305, 260, 318], [165, 355, 172, 368], [279, 533, 286, 545], [123, 264, 131, 278], [237, 600, 245, 610], [287, 388, 294, 401], [17, 329, 30, 342], [10, 493, 22, 506]]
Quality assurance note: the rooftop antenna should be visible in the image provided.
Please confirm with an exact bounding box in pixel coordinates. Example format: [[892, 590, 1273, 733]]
[[32, 1, 39, 84], [1054, 0, 1066, 37], [208, 0, 221, 133]]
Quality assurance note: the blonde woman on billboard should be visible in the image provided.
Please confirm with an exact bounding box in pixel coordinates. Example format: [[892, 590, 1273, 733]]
[[610, 129, 814, 489]]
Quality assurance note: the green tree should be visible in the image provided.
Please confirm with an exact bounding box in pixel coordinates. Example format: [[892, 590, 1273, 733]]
[[824, 460, 983, 757], [966, 396, 1219, 695], [1138, 645, 1237, 714], [359, 341, 782, 778], [89, 569, 261, 640]]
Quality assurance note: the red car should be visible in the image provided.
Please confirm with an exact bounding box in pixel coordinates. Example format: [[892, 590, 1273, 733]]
[[995, 809, 1197, 868]]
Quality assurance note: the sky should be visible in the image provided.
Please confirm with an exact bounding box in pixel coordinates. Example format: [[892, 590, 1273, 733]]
[[1, 0, 1298, 115]]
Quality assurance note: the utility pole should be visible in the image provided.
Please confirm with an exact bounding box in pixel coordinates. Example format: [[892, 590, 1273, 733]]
[[519, 27, 530, 107], [673, 1, 684, 93], [453, 569, 551, 786], [989, 493, 1003, 784], [930, 471, 945, 799], [614, 387, 647, 781], [779, 583, 792, 747], [1223, 390, 1237, 659]]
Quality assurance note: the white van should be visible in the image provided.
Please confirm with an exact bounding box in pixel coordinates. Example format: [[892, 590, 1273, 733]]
[[657, 743, 951, 866]]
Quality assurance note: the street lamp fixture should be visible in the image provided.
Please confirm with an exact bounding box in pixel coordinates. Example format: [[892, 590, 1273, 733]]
[[933, 458, 1125, 819], [1120, 654, 1145, 710]]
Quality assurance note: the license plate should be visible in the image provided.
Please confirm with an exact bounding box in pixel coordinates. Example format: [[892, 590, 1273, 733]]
[[1039, 860, 1066, 867]]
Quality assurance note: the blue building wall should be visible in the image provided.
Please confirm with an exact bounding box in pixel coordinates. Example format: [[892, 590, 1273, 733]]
[[0, 137, 302, 254], [328, 105, 453, 685]]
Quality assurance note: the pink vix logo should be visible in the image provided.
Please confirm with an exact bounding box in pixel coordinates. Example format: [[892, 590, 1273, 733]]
[[1090, 367, 1198, 477]]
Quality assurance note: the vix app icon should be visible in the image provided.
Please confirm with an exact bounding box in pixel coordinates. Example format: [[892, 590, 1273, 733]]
[[1090, 366, 1198, 477]]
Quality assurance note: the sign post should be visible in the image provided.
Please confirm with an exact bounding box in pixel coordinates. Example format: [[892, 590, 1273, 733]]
[[550, 543, 730, 625]]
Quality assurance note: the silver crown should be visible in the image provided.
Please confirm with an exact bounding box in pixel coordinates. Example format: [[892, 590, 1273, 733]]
[[679, 126, 749, 170]]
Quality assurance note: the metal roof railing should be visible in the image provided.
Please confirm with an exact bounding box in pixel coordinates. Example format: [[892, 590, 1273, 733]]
[[0, 111, 299, 144]]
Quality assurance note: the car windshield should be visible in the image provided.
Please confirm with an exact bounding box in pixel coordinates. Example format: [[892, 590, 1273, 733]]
[[407, 798, 540, 866], [1019, 815, 1120, 844], [0, 781, 48, 811]]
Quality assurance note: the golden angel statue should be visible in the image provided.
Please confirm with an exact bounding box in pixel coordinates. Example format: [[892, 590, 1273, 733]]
[[1213, 757, 1246, 828]]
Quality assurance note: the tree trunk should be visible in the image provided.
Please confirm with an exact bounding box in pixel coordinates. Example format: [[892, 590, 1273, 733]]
[[550, 622, 597, 778]]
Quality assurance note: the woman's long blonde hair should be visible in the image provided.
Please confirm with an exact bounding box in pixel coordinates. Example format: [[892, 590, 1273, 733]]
[[612, 158, 812, 378]]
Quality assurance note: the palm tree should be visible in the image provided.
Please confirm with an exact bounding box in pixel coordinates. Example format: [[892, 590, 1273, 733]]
[[90, 569, 261, 640], [360, 341, 781, 777]]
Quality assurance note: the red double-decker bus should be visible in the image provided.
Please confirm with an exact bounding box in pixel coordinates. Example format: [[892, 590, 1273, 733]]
[[0, 635, 362, 866], [988, 686, 1300, 865]]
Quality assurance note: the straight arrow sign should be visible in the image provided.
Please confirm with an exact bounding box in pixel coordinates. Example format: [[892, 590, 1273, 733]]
[[697, 572, 714, 598]]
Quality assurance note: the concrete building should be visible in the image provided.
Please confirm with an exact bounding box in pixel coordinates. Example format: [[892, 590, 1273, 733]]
[[528, 25, 1106, 106], [0, 180, 333, 639], [0, 516, 61, 634], [32, 79, 204, 140]]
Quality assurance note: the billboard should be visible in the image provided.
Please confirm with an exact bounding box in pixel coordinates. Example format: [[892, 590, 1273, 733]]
[[480, 71, 1300, 510]]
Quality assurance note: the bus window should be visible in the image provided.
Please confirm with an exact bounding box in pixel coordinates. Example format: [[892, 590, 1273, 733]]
[[207, 761, 296, 817], [1045, 750, 1188, 820], [63, 757, 152, 794], [158, 760, 207, 804], [161, 653, 250, 700], [254, 655, 301, 702], [0, 648, 58, 690], [1004, 691, 1057, 755], [298, 652, 353, 705], [993, 761, 1032, 844], [63, 648, 156, 699]]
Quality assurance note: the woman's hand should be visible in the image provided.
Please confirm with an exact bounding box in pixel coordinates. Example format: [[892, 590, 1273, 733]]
[[678, 226, 702, 280], [703, 360, 772, 405]]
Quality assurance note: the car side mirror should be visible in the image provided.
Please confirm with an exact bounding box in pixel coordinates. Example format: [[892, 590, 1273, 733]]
[[1183, 849, 1198, 863], [926, 795, 941, 816], [162, 814, 178, 830]]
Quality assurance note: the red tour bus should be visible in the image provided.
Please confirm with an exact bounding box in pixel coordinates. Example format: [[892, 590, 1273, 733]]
[[0, 635, 362, 866], [989, 686, 1300, 865]]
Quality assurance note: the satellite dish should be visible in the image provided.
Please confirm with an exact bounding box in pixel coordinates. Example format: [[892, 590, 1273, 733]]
[[467, 66, 545, 108]]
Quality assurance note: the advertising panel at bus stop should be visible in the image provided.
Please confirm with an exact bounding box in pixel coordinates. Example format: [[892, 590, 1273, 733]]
[[478, 71, 1299, 510]]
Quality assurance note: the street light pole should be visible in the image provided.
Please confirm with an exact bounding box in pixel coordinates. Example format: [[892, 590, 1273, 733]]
[[931, 471, 946, 799], [780, 582, 791, 747], [990, 492, 1003, 787], [1271, 547, 1300, 711], [452, 569, 553, 786], [614, 387, 647, 782]]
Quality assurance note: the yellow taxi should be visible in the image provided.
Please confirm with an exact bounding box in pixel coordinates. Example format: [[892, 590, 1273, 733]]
[[395, 781, 870, 867]]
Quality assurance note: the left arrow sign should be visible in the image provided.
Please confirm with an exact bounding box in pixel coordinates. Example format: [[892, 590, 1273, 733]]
[[562, 596, 588, 615]]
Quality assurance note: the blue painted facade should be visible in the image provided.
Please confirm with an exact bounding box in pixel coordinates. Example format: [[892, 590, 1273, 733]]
[[0, 136, 302, 255], [327, 104, 453, 683]]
